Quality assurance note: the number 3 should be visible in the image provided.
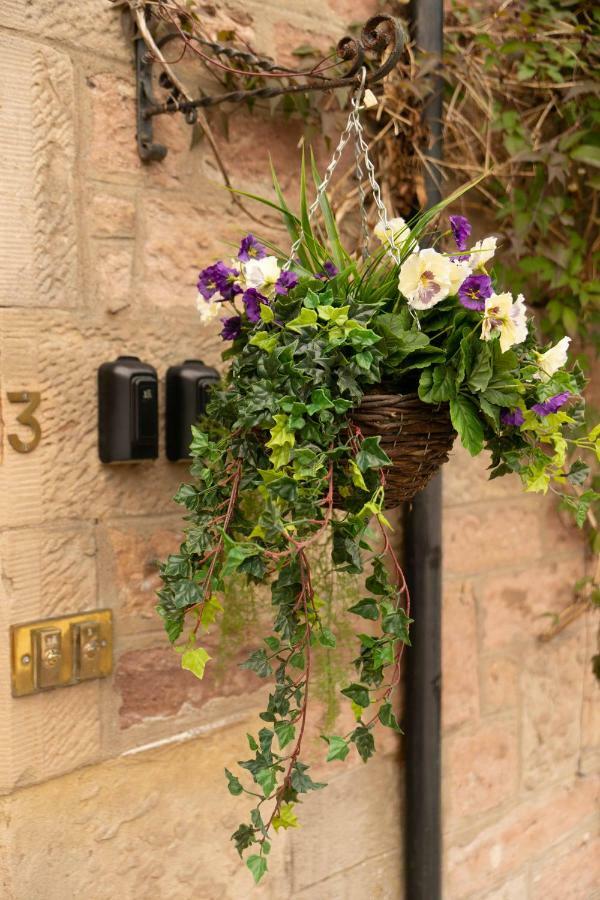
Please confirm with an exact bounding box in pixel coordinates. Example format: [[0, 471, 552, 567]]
[[7, 391, 42, 453]]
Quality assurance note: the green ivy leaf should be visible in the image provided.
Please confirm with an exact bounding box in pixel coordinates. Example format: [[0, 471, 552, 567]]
[[240, 649, 273, 678], [382, 609, 411, 641], [287, 308, 318, 330], [256, 766, 277, 797], [290, 762, 326, 793], [260, 304, 275, 323], [232, 823, 255, 856], [249, 331, 278, 353], [181, 647, 211, 680], [225, 768, 244, 795], [341, 682, 370, 708], [318, 627, 337, 648], [274, 721, 295, 749], [272, 802, 299, 831], [351, 725, 375, 762], [356, 436, 392, 472], [348, 598, 379, 620], [246, 854, 268, 884], [379, 702, 403, 733], [325, 735, 350, 761]]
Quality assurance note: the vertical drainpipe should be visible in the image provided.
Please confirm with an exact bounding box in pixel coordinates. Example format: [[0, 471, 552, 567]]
[[404, 0, 444, 898]]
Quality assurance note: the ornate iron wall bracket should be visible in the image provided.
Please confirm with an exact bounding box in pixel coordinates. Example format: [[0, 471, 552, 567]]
[[122, 8, 406, 162]]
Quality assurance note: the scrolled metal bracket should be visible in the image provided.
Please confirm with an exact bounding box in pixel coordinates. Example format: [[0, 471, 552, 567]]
[[121, 7, 406, 163]]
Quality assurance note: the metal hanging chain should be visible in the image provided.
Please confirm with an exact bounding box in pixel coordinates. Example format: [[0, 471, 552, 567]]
[[283, 67, 402, 271]]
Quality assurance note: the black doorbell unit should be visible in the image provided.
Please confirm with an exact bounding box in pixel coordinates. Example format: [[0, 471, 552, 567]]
[[98, 356, 159, 463], [166, 359, 219, 461]]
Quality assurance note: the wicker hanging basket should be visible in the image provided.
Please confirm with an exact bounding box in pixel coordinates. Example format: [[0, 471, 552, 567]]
[[339, 390, 457, 509]]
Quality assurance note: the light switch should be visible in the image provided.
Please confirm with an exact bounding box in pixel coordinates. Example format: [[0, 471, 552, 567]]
[[11, 610, 113, 697], [72, 621, 103, 681], [32, 627, 63, 690]]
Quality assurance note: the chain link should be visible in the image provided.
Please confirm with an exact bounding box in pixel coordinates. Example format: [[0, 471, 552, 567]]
[[284, 67, 401, 271]]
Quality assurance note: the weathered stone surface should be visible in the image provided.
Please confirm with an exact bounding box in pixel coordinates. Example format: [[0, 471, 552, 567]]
[[0, 524, 97, 621], [326, 0, 381, 20], [141, 191, 242, 309], [272, 21, 334, 69], [521, 624, 587, 790], [1, 725, 295, 900], [442, 579, 479, 730], [443, 499, 544, 577], [114, 643, 262, 728], [99, 519, 182, 624], [0, 35, 77, 308], [5, 0, 129, 60], [479, 654, 519, 716], [445, 776, 599, 897], [89, 191, 136, 238], [478, 556, 584, 651], [445, 719, 519, 824], [443, 445, 521, 507], [83, 70, 201, 187], [290, 753, 404, 891], [294, 850, 401, 899], [531, 828, 600, 900], [479, 874, 528, 900], [93, 240, 134, 314]]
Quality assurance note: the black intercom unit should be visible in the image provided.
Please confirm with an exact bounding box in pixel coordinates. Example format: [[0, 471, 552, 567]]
[[166, 359, 220, 461], [98, 356, 159, 463]]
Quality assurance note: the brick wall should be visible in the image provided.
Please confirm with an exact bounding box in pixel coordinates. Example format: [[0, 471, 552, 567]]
[[0, 2, 598, 898]]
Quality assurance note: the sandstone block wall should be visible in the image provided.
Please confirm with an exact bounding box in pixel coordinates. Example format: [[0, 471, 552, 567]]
[[0, 2, 597, 898]]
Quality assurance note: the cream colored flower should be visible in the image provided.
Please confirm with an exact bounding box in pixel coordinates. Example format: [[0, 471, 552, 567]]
[[470, 236, 498, 269], [535, 336, 571, 381], [196, 293, 222, 324], [481, 291, 528, 353], [448, 259, 472, 295], [398, 247, 453, 310], [242, 255, 281, 297], [374, 217, 418, 255]]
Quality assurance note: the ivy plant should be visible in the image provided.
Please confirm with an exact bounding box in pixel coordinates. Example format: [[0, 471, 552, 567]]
[[158, 161, 598, 882]]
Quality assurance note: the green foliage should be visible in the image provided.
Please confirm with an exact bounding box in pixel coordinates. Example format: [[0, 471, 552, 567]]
[[157, 158, 598, 881], [444, 0, 600, 350]]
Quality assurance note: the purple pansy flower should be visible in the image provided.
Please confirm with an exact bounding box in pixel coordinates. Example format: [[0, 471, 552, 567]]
[[243, 288, 269, 323], [531, 391, 570, 417], [449, 215, 471, 252], [317, 261, 339, 280], [501, 408, 525, 427], [275, 270, 299, 295], [198, 261, 241, 301], [237, 234, 267, 262], [458, 273, 493, 311], [220, 315, 242, 341]]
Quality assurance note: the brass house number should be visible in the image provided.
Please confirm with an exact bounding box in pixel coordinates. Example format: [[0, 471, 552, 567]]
[[7, 391, 42, 453]]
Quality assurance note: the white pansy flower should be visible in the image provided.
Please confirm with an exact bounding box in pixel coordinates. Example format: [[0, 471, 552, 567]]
[[242, 255, 280, 297], [448, 258, 472, 295], [196, 292, 222, 324], [535, 336, 571, 381], [374, 217, 418, 255], [398, 247, 453, 310], [470, 236, 498, 269], [481, 291, 528, 353]]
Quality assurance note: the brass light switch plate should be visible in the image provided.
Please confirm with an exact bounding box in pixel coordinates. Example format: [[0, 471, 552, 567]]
[[11, 610, 112, 697]]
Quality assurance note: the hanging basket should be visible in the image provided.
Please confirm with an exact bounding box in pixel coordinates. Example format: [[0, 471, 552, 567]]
[[338, 390, 456, 509]]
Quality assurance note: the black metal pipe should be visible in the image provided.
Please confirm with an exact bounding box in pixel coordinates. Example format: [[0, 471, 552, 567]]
[[404, 0, 444, 898]]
